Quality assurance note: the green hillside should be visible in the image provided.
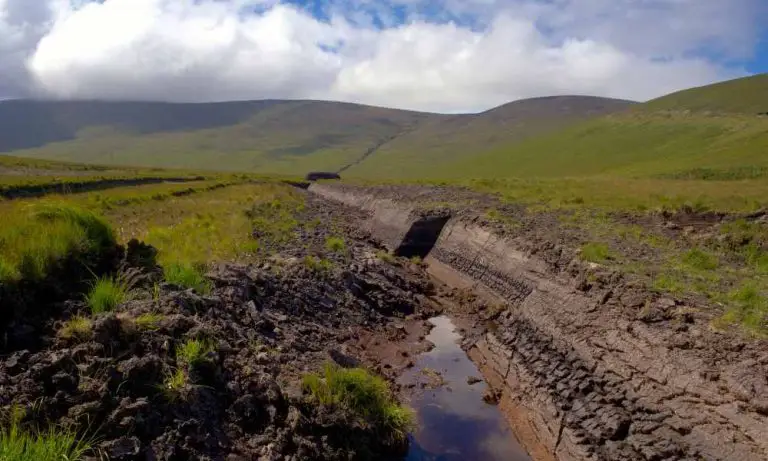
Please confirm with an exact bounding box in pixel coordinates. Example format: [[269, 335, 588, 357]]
[[4, 75, 766, 180], [640, 74, 768, 114], [411, 74, 768, 181], [1, 100, 433, 174], [344, 96, 634, 178], [1, 96, 630, 175]]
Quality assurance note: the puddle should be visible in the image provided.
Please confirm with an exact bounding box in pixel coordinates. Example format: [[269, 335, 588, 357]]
[[402, 316, 531, 461]]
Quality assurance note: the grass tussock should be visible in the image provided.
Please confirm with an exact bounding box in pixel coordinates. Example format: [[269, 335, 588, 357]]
[[163, 368, 188, 400], [176, 338, 214, 367], [86, 275, 134, 314], [163, 263, 212, 294], [720, 283, 768, 336], [681, 248, 719, 271], [376, 250, 396, 264], [302, 364, 413, 444], [325, 236, 346, 253], [0, 204, 115, 283], [0, 412, 90, 461], [579, 242, 612, 263], [58, 317, 93, 341], [134, 313, 164, 331], [304, 256, 333, 273]]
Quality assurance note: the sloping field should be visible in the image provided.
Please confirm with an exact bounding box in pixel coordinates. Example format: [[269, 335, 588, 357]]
[[1, 96, 631, 174], [344, 96, 634, 178], [0, 100, 433, 173], [350, 74, 768, 180]]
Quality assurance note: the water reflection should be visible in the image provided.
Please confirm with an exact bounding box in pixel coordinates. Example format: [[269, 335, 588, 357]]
[[403, 316, 530, 461]]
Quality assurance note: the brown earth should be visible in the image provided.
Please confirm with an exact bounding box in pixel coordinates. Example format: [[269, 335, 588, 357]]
[[0, 192, 444, 460], [308, 182, 768, 461]]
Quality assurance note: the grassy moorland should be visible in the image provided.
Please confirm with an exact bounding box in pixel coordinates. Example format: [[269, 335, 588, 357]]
[[0, 180, 299, 285], [1, 97, 630, 174], [345, 76, 768, 336]]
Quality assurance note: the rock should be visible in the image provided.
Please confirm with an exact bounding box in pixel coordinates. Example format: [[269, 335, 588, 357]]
[[467, 376, 482, 385], [101, 436, 141, 460], [119, 356, 163, 394], [92, 313, 123, 346], [68, 401, 103, 424], [620, 290, 647, 308], [5, 350, 30, 374], [51, 371, 78, 393], [482, 388, 500, 405], [328, 349, 361, 368]]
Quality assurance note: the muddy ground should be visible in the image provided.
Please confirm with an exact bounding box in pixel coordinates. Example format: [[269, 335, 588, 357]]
[[0, 193, 444, 460]]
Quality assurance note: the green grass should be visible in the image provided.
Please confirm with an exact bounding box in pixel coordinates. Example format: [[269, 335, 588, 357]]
[[641, 74, 768, 114], [579, 242, 612, 263], [0, 416, 90, 461], [133, 313, 164, 331], [176, 339, 214, 367], [0, 204, 116, 283], [302, 364, 413, 444], [163, 263, 212, 294], [457, 176, 768, 213], [86, 276, 133, 314], [163, 368, 188, 400], [304, 256, 333, 273], [651, 273, 687, 295], [376, 250, 396, 263], [58, 316, 93, 341], [720, 283, 768, 336], [325, 236, 346, 253], [681, 249, 719, 271], [4, 100, 427, 174]]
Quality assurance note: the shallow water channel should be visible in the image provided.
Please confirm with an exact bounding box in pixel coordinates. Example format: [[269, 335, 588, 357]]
[[403, 316, 531, 461]]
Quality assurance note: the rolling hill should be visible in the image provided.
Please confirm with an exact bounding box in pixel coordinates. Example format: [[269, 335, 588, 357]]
[[421, 74, 768, 180], [343, 96, 634, 178], [0, 100, 435, 174], [0, 96, 632, 174], [2, 74, 766, 180]]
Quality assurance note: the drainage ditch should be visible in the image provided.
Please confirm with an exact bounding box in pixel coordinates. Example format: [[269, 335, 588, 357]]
[[402, 316, 531, 461], [394, 216, 450, 259]]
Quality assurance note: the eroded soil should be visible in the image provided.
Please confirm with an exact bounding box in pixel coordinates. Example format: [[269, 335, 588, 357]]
[[312, 183, 768, 461], [0, 193, 444, 460]]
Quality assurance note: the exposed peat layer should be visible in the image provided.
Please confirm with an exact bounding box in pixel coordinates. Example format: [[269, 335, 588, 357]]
[[0, 182, 445, 460], [309, 182, 768, 461]]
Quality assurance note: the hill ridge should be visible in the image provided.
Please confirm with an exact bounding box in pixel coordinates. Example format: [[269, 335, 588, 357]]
[[0, 94, 630, 174]]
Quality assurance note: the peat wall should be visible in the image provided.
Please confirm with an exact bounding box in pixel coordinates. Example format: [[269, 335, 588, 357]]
[[308, 183, 768, 461]]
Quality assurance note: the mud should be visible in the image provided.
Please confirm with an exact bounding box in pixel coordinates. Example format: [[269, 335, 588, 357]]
[[308, 183, 768, 461]]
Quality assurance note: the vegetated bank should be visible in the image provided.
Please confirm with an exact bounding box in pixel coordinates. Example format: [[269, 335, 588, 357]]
[[309, 182, 768, 461], [0, 181, 444, 460]]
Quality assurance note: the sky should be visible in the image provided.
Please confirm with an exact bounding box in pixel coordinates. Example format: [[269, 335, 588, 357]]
[[0, 0, 766, 113]]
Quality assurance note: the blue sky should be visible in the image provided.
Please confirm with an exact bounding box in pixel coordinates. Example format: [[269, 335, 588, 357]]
[[748, 32, 768, 73], [1, 0, 766, 112]]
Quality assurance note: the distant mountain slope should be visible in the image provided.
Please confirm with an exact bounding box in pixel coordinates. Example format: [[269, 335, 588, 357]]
[[640, 74, 768, 115], [13, 73, 765, 181], [0, 100, 276, 152], [0, 100, 434, 173], [0, 95, 631, 174], [441, 75, 768, 180], [344, 96, 635, 178]]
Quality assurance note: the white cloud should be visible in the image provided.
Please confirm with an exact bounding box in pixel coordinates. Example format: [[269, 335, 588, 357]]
[[0, 0, 762, 112]]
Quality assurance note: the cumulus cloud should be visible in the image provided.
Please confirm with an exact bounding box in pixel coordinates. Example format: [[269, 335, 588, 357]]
[[0, 0, 763, 112]]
